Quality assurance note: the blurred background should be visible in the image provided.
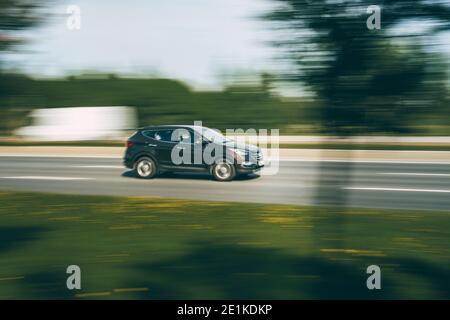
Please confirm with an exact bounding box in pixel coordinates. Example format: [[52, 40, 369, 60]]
[[0, 0, 449, 300], [0, 0, 449, 138]]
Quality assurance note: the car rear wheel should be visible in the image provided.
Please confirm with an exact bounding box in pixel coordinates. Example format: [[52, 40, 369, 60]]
[[211, 160, 236, 181], [135, 157, 157, 179]]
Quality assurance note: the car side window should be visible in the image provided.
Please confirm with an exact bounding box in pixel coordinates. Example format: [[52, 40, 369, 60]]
[[143, 129, 192, 143], [142, 130, 158, 140], [172, 128, 193, 144], [155, 129, 175, 142]]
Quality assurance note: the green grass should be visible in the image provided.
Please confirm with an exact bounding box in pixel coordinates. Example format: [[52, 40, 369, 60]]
[[0, 191, 449, 299]]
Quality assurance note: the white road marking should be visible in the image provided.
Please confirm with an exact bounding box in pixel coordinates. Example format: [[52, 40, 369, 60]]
[[0, 176, 93, 181], [378, 172, 450, 177], [72, 165, 123, 169], [344, 187, 450, 193], [282, 159, 450, 164]]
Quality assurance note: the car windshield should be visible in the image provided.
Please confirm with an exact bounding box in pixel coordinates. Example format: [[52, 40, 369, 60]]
[[196, 127, 228, 143]]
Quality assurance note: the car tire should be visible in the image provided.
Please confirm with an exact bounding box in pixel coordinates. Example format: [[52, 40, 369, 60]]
[[211, 160, 236, 181], [134, 157, 158, 179]]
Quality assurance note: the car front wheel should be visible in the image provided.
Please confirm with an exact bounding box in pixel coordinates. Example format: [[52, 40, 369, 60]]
[[135, 157, 157, 179], [211, 161, 236, 181]]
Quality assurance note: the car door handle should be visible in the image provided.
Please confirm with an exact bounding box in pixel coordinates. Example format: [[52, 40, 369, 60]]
[[176, 146, 186, 150], [147, 143, 157, 147]]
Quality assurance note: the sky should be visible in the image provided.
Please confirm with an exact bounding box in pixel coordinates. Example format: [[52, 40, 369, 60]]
[[5, 0, 279, 89], [4, 0, 450, 92]]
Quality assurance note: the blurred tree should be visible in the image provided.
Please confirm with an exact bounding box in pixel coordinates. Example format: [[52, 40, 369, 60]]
[[0, 73, 308, 134], [0, 0, 49, 133], [0, 0, 47, 57], [264, 1, 450, 243], [265, 0, 450, 135]]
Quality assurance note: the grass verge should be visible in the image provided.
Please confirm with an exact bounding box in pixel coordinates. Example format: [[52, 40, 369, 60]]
[[0, 191, 449, 299]]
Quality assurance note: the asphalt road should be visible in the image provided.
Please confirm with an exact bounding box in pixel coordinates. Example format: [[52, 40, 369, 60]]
[[0, 156, 449, 211]]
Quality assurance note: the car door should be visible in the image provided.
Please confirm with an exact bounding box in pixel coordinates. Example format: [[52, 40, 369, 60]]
[[140, 128, 175, 166], [161, 127, 206, 170], [169, 127, 198, 169], [151, 128, 178, 167], [186, 127, 208, 169], [140, 129, 161, 159]]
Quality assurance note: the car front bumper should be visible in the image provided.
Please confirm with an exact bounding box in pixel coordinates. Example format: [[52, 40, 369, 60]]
[[236, 160, 264, 174]]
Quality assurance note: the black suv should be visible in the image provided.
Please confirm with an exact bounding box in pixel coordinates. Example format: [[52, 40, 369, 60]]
[[124, 125, 264, 181]]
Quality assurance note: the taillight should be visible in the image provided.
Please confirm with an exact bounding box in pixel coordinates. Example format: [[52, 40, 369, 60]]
[[126, 141, 134, 148]]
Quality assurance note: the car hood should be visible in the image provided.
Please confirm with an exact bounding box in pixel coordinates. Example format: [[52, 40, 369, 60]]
[[223, 140, 260, 153]]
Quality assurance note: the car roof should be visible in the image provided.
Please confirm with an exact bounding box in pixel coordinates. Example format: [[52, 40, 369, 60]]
[[139, 125, 198, 131]]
